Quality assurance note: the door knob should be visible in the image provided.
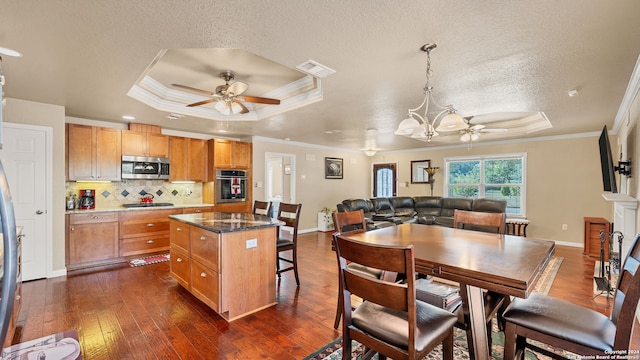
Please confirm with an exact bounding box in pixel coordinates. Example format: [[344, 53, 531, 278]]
[[35, 210, 44, 215]]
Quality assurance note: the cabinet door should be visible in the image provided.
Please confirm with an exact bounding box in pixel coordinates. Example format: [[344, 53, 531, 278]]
[[213, 139, 233, 168], [170, 220, 190, 253], [190, 259, 220, 312], [169, 136, 188, 181], [233, 141, 251, 168], [188, 138, 207, 182], [95, 127, 121, 181], [147, 133, 169, 157], [190, 226, 219, 271], [170, 248, 191, 289], [68, 222, 119, 264], [67, 124, 95, 180], [121, 130, 147, 156]]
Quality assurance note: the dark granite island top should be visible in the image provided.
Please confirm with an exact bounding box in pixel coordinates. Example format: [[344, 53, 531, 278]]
[[168, 212, 282, 233]]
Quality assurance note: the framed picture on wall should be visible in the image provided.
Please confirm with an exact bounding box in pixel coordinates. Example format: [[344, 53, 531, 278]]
[[411, 159, 431, 183], [325, 157, 343, 179]]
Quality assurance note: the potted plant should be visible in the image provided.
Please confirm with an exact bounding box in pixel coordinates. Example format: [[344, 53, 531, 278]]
[[318, 207, 336, 232]]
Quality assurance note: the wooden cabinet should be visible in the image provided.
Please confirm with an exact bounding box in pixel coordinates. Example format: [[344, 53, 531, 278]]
[[208, 139, 251, 171], [121, 130, 169, 157], [169, 219, 277, 321], [67, 124, 121, 181], [67, 212, 119, 268], [170, 137, 207, 182], [119, 209, 180, 257], [584, 217, 612, 260], [183, 206, 214, 214]]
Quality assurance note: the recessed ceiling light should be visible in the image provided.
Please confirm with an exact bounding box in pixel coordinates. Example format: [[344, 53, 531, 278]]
[[568, 89, 579, 97], [0, 47, 22, 57], [366, 128, 379, 133], [218, 129, 227, 133], [324, 130, 342, 135], [122, 115, 135, 120], [284, 137, 291, 141], [166, 113, 184, 120]]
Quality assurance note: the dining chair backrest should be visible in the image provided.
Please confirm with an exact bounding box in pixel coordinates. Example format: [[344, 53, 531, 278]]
[[277, 203, 302, 238], [253, 200, 272, 216], [453, 209, 506, 234], [333, 209, 367, 234], [609, 234, 640, 348]]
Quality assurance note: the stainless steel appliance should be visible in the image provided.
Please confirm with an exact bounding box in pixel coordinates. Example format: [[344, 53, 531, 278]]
[[121, 155, 170, 180], [215, 169, 248, 203], [0, 160, 19, 346]]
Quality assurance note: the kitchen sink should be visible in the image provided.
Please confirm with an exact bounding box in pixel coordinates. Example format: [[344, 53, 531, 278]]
[[122, 202, 174, 208]]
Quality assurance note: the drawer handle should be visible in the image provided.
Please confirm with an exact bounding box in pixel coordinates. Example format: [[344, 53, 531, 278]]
[[177, 227, 182, 231], [176, 258, 182, 263], [70, 227, 75, 231], [195, 210, 201, 213], [92, 216, 99, 220], [146, 240, 154, 244], [200, 272, 206, 278], [200, 236, 206, 241], [147, 223, 155, 227]]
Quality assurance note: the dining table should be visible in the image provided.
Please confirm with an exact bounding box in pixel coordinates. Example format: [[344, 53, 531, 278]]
[[341, 223, 556, 360]]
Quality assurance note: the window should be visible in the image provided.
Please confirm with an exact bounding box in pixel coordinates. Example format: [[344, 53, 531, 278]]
[[445, 153, 526, 216]]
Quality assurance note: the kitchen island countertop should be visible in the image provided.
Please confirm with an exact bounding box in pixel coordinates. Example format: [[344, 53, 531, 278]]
[[169, 212, 282, 233]]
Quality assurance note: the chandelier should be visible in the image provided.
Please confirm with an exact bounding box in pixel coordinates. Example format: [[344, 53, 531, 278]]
[[394, 44, 467, 141]]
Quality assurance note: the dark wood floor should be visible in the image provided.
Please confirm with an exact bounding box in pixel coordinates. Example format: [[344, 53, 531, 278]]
[[10, 231, 639, 359]]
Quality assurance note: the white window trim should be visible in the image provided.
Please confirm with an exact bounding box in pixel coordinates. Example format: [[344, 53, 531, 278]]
[[444, 153, 527, 218]]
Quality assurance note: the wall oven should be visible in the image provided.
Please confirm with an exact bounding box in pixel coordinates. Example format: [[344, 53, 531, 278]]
[[215, 169, 248, 203], [121, 155, 170, 180]]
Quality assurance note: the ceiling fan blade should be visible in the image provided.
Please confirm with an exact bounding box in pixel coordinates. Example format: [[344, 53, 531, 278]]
[[227, 81, 249, 96], [186, 98, 217, 107], [234, 100, 250, 114], [172, 84, 215, 96], [470, 124, 486, 131], [238, 96, 281, 105], [482, 128, 509, 133]]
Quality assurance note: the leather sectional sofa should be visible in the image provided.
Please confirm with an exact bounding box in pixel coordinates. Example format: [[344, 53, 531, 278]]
[[337, 196, 507, 231]]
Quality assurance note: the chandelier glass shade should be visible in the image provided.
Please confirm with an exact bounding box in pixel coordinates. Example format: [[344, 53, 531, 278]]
[[214, 100, 244, 115], [395, 43, 468, 142]]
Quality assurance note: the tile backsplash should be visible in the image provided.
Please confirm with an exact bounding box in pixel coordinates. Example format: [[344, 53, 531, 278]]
[[65, 180, 206, 209]]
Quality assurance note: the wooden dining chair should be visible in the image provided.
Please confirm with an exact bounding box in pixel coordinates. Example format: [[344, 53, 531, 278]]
[[453, 209, 506, 234], [502, 234, 640, 359], [331, 210, 397, 329], [276, 203, 302, 286], [334, 233, 458, 360], [252, 200, 272, 216]]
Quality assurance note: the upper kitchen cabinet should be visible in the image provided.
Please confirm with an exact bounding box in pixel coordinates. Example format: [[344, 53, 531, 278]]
[[67, 124, 121, 181], [208, 139, 251, 170], [121, 130, 169, 158], [169, 137, 207, 182]]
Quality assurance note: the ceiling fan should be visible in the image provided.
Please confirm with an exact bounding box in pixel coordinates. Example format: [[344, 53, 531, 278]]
[[172, 70, 281, 115], [458, 116, 508, 143]]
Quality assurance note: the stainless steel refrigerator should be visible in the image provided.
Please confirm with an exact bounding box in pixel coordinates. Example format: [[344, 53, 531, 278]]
[[0, 159, 18, 346]]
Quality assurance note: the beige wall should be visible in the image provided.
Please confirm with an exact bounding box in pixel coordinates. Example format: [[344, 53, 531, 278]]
[[4, 98, 66, 273], [252, 138, 371, 230]]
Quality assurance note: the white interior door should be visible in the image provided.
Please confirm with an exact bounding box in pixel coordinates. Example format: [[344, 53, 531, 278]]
[[0, 124, 48, 281], [265, 153, 296, 217]]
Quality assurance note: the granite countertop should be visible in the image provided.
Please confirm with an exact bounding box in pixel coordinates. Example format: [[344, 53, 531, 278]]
[[65, 203, 214, 214], [169, 212, 283, 233]]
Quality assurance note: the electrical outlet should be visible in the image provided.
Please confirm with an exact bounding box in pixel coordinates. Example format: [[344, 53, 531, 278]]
[[246, 239, 257, 248], [562, 224, 568, 231]]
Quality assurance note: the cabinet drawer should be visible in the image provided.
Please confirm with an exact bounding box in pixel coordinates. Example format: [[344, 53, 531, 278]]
[[190, 260, 220, 312], [190, 227, 219, 271], [170, 248, 190, 289], [170, 220, 190, 254], [120, 234, 169, 257], [183, 206, 214, 214], [119, 209, 180, 238], [69, 212, 118, 225]]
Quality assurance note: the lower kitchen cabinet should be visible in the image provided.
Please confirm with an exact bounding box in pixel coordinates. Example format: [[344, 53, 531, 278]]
[[119, 209, 181, 257], [67, 212, 119, 269]]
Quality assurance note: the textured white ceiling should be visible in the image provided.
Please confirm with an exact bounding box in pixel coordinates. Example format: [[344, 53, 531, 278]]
[[2, 1, 640, 153]]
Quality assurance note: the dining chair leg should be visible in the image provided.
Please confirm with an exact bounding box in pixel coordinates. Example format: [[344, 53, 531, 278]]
[[333, 292, 343, 329], [292, 248, 300, 285], [443, 328, 454, 360]]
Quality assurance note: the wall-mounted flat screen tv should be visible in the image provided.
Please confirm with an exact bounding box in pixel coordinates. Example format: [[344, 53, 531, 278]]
[[599, 125, 618, 193]]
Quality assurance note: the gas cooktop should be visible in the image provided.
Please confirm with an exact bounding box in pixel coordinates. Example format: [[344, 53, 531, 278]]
[[122, 203, 174, 208]]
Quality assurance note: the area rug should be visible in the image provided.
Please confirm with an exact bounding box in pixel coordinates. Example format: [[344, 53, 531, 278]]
[[2, 329, 82, 359], [129, 253, 169, 267], [305, 256, 566, 359]]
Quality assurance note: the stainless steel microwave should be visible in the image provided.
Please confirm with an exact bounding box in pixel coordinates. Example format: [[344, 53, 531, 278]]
[[122, 155, 170, 180]]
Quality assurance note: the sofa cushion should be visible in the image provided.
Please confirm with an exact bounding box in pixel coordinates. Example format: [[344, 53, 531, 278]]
[[371, 197, 395, 216], [472, 198, 507, 213], [414, 196, 442, 225], [342, 199, 372, 213], [440, 198, 473, 217]]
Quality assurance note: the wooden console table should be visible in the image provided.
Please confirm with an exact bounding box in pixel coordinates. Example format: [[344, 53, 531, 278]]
[[583, 217, 611, 260]]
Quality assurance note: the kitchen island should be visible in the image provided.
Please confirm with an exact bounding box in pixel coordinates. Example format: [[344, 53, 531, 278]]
[[168, 212, 281, 321]]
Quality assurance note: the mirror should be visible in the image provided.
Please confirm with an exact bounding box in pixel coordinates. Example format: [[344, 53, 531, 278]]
[[411, 160, 431, 183]]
